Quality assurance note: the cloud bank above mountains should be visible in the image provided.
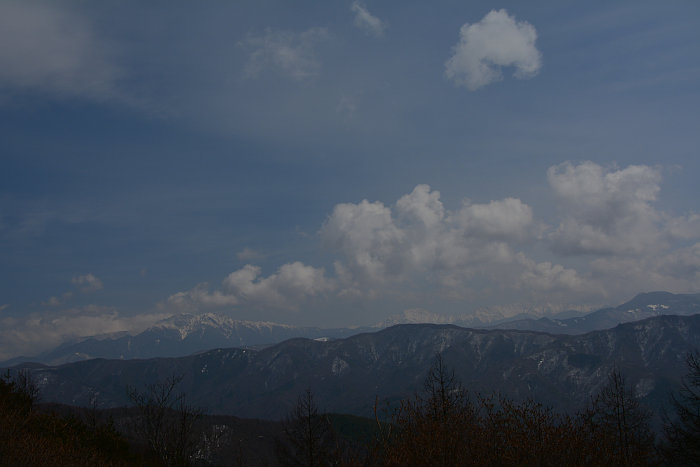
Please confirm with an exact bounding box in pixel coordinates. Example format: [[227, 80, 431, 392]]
[[10, 160, 696, 360], [164, 161, 700, 316], [1, 2, 699, 359]]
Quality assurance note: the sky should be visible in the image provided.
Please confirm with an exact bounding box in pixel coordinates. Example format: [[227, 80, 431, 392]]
[[2, 0, 700, 359]]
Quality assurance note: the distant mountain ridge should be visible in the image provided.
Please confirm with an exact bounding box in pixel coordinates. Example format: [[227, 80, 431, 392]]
[[1, 313, 373, 366], [9, 314, 700, 422], [489, 291, 700, 334], [4, 292, 699, 366]]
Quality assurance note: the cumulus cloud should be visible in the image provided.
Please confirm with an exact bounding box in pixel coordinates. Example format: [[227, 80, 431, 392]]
[[537, 161, 700, 299], [0, 306, 170, 360], [351, 2, 386, 37], [665, 214, 700, 241], [321, 198, 405, 285], [516, 253, 593, 296], [241, 27, 329, 80], [455, 198, 534, 242], [224, 262, 335, 307], [321, 184, 538, 297], [163, 166, 700, 323], [658, 243, 700, 281], [548, 162, 666, 255], [445, 9, 541, 90], [166, 262, 334, 312], [0, 1, 121, 100]]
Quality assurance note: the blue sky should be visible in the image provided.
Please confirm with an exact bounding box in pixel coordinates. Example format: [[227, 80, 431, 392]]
[[1, 1, 700, 358]]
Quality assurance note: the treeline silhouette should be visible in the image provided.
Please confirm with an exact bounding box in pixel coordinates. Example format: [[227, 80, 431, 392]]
[[2, 353, 700, 466], [0, 370, 131, 465], [271, 354, 698, 466]]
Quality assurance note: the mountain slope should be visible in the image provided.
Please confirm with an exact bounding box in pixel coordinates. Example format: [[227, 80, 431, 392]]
[[11, 314, 700, 420]]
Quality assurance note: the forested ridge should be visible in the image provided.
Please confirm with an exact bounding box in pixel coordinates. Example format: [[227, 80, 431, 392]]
[[3, 353, 700, 466]]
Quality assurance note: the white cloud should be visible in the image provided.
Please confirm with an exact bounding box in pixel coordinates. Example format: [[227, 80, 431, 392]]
[[665, 213, 700, 241], [351, 2, 386, 37], [455, 197, 534, 242], [0, 1, 121, 100], [320, 184, 537, 297], [516, 253, 591, 295], [547, 161, 666, 255], [166, 262, 334, 313], [589, 253, 700, 301], [72, 273, 103, 293], [161, 166, 700, 323], [396, 184, 446, 230], [445, 9, 541, 90], [321, 198, 405, 286], [658, 243, 700, 281], [540, 161, 700, 299], [241, 27, 329, 80], [224, 262, 335, 308]]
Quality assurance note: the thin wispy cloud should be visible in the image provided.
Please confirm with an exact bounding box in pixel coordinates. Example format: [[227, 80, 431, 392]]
[[351, 2, 386, 37], [241, 27, 329, 80], [445, 9, 541, 90], [237, 247, 265, 262], [72, 273, 104, 293]]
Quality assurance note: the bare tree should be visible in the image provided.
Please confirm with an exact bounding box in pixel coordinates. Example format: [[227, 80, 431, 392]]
[[589, 369, 654, 465], [664, 352, 700, 464], [423, 353, 469, 423], [127, 374, 202, 466], [376, 354, 478, 466], [12, 369, 40, 405], [276, 388, 336, 466]]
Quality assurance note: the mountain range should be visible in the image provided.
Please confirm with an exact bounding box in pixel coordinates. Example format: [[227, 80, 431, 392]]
[[489, 291, 700, 333], [5, 291, 699, 367], [11, 313, 700, 422], [0, 314, 374, 367]]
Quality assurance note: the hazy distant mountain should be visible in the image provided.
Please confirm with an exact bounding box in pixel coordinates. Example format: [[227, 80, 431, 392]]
[[5, 292, 699, 367], [379, 292, 700, 334], [379, 305, 589, 328], [1, 313, 372, 366], [490, 292, 700, 334], [11, 314, 700, 421]]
